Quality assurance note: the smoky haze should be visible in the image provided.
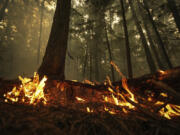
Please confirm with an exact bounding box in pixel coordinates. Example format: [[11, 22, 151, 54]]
[[0, 0, 180, 82], [0, 0, 54, 79]]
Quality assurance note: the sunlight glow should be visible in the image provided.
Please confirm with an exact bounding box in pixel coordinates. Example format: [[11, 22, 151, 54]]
[[73, 0, 85, 8], [44, 1, 56, 11]]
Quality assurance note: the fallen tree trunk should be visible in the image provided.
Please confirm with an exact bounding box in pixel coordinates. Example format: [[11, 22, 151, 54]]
[[1, 67, 180, 105], [0, 67, 180, 135]]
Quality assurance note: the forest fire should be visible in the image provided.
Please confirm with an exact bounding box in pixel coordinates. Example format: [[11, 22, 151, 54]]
[[1, 0, 180, 134], [4, 72, 47, 105], [3, 72, 180, 120], [102, 80, 135, 114], [1, 69, 180, 135]]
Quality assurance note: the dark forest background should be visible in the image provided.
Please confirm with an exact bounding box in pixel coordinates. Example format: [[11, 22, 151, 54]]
[[0, 0, 180, 82]]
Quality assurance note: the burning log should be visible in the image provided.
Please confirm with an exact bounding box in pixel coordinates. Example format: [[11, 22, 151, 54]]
[[150, 80, 180, 104], [0, 67, 180, 135]]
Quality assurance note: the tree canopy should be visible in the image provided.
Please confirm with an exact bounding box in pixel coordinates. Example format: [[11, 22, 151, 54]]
[[0, 0, 179, 82]]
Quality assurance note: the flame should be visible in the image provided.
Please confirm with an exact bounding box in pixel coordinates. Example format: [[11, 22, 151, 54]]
[[122, 78, 136, 103], [105, 77, 180, 119], [104, 106, 109, 111], [122, 108, 128, 113], [109, 61, 137, 109], [160, 93, 168, 97], [104, 96, 108, 102], [155, 101, 164, 105], [112, 94, 119, 105], [86, 107, 93, 113], [3, 64, 180, 120], [158, 70, 165, 74], [4, 72, 47, 105], [158, 70, 168, 80], [76, 97, 85, 102], [108, 87, 114, 93], [104, 107, 116, 114], [159, 104, 180, 119], [103, 76, 137, 111]]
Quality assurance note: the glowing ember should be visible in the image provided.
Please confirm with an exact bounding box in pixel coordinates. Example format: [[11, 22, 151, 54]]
[[147, 97, 152, 101], [4, 72, 47, 105], [83, 80, 95, 85]]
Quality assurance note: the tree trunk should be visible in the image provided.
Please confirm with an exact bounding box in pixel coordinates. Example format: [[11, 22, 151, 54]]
[[104, 21, 115, 81], [0, 0, 9, 21], [91, 25, 100, 81], [144, 22, 165, 70], [89, 55, 93, 81], [94, 43, 100, 81], [83, 44, 88, 79], [167, 0, 180, 32], [38, 0, 71, 80], [137, 0, 166, 70], [128, 0, 157, 73], [120, 0, 133, 78], [143, 0, 173, 69], [37, 0, 45, 65]]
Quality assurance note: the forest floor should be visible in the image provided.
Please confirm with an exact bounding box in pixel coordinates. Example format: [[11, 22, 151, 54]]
[[0, 67, 180, 135]]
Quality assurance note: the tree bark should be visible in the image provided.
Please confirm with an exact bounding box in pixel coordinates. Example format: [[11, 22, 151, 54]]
[[89, 55, 93, 81], [167, 0, 180, 33], [128, 0, 157, 73], [91, 25, 100, 81], [120, 0, 133, 78], [144, 22, 165, 70], [83, 44, 88, 79], [137, 0, 166, 70], [38, 0, 71, 80], [94, 43, 100, 81], [37, 0, 45, 65], [104, 20, 115, 81], [143, 0, 173, 69]]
